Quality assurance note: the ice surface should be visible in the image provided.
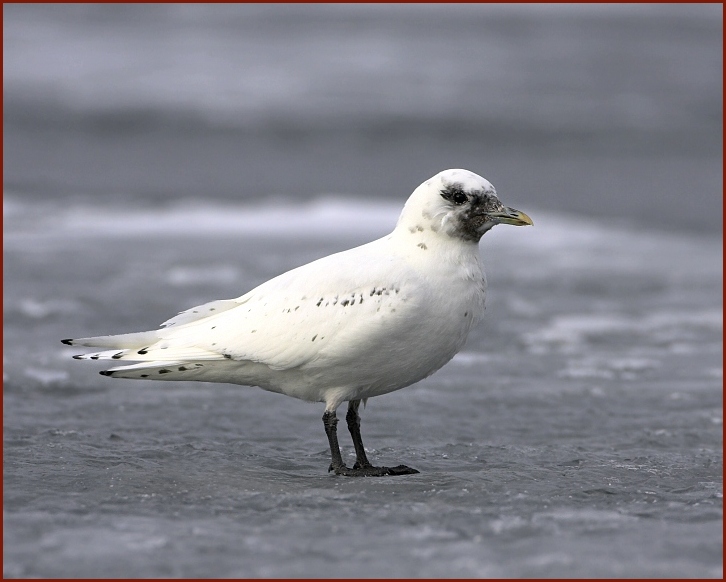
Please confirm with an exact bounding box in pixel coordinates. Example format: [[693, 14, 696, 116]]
[[4, 197, 721, 578]]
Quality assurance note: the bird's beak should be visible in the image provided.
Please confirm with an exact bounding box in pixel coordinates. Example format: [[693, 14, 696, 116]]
[[489, 207, 533, 226]]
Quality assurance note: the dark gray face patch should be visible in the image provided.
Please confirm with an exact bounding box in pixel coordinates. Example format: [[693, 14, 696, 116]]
[[440, 182, 505, 242]]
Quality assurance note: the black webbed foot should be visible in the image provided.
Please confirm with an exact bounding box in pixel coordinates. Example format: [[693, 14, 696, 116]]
[[330, 463, 419, 477], [323, 404, 419, 477]]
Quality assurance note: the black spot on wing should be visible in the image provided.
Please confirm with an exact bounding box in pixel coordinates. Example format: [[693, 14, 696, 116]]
[[61, 339, 73, 345]]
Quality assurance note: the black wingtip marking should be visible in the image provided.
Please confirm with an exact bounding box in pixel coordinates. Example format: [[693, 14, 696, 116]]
[[137, 348, 149, 355], [111, 352, 124, 359], [61, 339, 74, 345], [72, 355, 83, 360], [99, 370, 113, 376]]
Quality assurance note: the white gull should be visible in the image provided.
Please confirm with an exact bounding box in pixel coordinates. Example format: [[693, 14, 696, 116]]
[[64, 168, 532, 476]]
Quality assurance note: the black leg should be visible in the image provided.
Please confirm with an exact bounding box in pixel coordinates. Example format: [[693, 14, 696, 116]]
[[322, 403, 420, 477], [346, 400, 372, 469], [322, 410, 345, 473]]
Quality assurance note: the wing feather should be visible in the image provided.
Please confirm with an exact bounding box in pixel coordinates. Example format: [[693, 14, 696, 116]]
[[152, 243, 423, 370], [160, 299, 245, 328], [68, 238, 427, 373]]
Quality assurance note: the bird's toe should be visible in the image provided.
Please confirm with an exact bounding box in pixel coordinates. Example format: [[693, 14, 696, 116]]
[[385, 464, 420, 476], [331, 464, 419, 477]]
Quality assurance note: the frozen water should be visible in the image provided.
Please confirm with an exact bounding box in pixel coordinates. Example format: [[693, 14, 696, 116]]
[[4, 196, 722, 578]]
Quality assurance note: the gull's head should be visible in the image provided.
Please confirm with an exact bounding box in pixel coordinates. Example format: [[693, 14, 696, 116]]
[[397, 169, 533, 243]]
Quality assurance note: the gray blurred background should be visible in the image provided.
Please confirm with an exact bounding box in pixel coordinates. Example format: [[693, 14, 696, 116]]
[[4, 4, 723, 578], [3, 3, 722, 231]]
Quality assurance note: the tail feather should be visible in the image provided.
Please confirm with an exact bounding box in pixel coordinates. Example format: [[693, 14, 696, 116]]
[[64, 298, 247, 380], [100, 360, 203, 380], [72, 345, 226, 362], [62, 330, 160, 349]]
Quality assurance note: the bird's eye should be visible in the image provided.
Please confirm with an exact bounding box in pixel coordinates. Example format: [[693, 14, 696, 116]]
[[452, 192, 467, 205], [440, 184, 469, 206]]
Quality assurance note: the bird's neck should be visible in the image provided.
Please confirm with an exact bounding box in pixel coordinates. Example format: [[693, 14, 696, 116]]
[[388, 222, 483, 275]]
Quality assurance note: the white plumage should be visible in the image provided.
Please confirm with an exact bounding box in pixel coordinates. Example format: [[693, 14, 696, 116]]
[[64, 168, 532, 476]]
